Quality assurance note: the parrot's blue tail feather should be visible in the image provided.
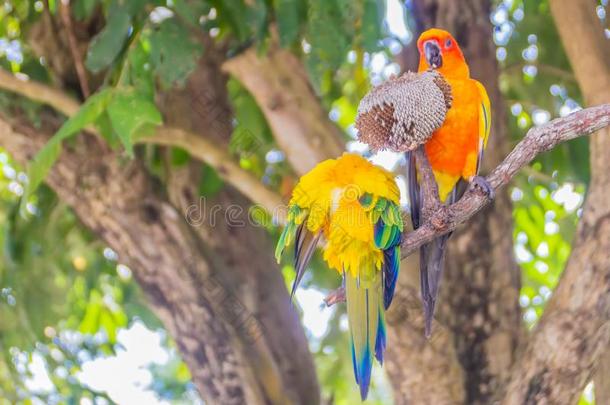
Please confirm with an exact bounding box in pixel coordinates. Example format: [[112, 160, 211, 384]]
[[346, 272, 385, 400], [382, 245, 401, 309]]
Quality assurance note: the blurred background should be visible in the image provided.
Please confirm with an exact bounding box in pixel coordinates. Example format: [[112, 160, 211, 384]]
[[0, 0, 608, 404]]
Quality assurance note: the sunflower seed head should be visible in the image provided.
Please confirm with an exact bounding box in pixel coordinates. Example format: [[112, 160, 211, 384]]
[[355, 70, 452, 152]]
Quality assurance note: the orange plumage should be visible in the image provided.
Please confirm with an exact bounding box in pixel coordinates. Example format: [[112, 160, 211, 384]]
[[409, 28, 492, 336], [416, 28, 491, 201]]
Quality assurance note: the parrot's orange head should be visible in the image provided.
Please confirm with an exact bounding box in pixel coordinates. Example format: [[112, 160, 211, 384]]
[[417, 28, 469, 78]]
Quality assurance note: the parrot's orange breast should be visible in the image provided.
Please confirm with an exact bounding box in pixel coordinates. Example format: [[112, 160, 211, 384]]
[[424, 78, 480, 178]]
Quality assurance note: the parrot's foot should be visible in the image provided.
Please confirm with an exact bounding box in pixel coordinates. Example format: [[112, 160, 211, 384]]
[[470, 176, 495, 200]]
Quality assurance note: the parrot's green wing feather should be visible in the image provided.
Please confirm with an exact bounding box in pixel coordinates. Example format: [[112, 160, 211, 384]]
[[368, 197, 403, 309], [275, 205, 305, 262]]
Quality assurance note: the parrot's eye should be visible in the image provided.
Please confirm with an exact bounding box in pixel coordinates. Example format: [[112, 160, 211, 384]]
[[445, 39, 453, 48]]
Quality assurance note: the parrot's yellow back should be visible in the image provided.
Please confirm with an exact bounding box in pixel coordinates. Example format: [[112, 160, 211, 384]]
[[276, 153, 403, 400]]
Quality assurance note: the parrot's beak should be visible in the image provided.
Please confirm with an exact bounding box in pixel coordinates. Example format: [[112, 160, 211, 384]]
[[424, 41, 442, 69]]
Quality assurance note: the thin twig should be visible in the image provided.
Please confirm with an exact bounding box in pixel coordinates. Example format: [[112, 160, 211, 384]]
[[59, 0, 90, 97], [0, 69, 80, 116], [143, 129, 285, 218]]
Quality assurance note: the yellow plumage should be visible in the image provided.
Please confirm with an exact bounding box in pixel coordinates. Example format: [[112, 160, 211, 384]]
[[288, 153, 399, 278], [276, 152, 403, 400]]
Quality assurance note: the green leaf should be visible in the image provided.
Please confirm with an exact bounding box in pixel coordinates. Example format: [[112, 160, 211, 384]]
[[95, 111, 122, 149], [246, 0, 269, 42], [172, 0, 211, 26], [227, 79, 273, 156], [305, 0, 353, 89], [107, 88, 163, 155], [22, 88, 114, 210], [170, 148, 191, 166], [199, 164, 224, 197], [276, 0, 301, 47], [361, 0, 383, 52], [112, 0, 148, 17], [211, 0, 249, 41], [73, 0, 99, 20], [85, 8, 131, 73], [79, 290, 103, 335], [149, 19, 203, 87]]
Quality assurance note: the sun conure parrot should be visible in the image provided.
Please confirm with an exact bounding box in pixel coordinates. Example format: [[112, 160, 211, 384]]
[[408, 28, 492, 337], [275, 153, 403, 400]]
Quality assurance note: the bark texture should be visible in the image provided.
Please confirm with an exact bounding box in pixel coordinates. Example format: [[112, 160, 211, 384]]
[[156, 56, 320, 405], [501, 1, 610, 403]]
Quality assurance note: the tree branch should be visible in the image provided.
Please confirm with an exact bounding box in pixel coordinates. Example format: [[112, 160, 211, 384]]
[[401, 104, 610, 258], [0, 68, 80, 116], [59, 0, 90, 97], [143, 128, 285, 218], [222, 45, 345, 175], [414, 145, 441, 218], [0, 68, 285, 219]]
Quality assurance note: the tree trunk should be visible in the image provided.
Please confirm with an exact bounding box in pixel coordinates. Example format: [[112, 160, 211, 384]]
[[158, 53, 322, 405], [501, 1, 610, 403], [551, 1, 610, 402]]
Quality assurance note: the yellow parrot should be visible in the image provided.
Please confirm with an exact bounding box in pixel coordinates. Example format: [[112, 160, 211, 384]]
[[275, 153, 403, 400], [409, 28, 493, 336]]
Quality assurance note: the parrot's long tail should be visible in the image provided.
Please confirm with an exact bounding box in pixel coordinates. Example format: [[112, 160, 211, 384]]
[[407, 150, 461, 337], [345, 271, 386, 401], [419, 234, 449, 338]]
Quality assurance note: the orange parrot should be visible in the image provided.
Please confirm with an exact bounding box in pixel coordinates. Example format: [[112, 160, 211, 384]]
[[408, 28, 492, 336]]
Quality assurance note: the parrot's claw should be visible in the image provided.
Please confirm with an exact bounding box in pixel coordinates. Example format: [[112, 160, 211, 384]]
[[470, 176, 495, 200]]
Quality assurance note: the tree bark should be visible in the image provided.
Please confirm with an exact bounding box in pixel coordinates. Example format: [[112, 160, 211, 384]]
[[595, 350, 610, 405], [501, 1, 610, 403], [157, 54, 321, 405], [385, 251, 466, 404]]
